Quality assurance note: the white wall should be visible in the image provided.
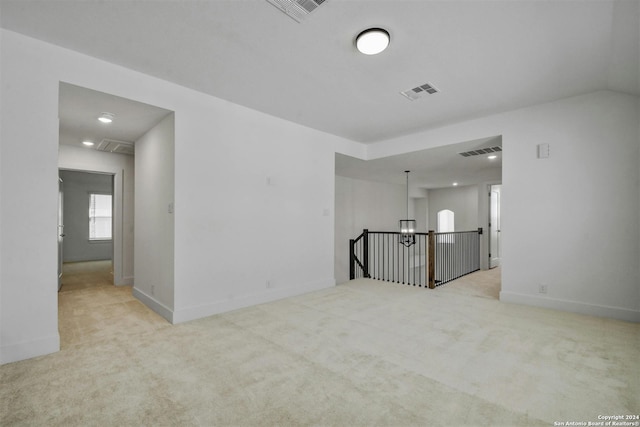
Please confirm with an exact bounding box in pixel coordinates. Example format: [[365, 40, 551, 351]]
[[427, 185, 479, 232], [133, 113, 174, 321], [59, 170, 113, 262], [1, 32, 60, 363], [58, 145, 135, 285], [173, 109, 338, 323], [415, 198, 429, 233], [499, 92, 639, 322], [334, 175, 415, 284], [0, 29, 353, 363], [367, 90, 640, 322]]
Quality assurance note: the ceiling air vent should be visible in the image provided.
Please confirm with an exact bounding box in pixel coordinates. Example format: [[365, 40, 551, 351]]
[[266, 0, 327, 23], [96, 139, 135, 156], [400, 82, 440, 101], [458, 146, 502, 157]]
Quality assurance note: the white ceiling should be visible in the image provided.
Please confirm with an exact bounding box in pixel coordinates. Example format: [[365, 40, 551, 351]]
[[2, 1, 637, 188], [59, 83, 172, 150], [2, 0, 638, 145], [336, 136, 502, 190]]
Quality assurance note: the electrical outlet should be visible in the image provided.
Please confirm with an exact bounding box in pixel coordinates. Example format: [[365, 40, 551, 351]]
[[538, 284, 548, 294], [266, 280, 273, 289]]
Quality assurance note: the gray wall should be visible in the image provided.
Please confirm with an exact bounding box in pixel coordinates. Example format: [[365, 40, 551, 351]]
[[134, 113, 175, 319], [334, 175, 415, 284], [427, 185, 479, 232], [59, 170, 113, 262]]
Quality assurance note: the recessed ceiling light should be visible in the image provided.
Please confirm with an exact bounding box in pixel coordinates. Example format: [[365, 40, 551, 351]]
[[98, 112, 115, 124], [356, 28, 390, 55], [488, 155, 497, 160], [452, 182, 459, 186], [82, 140, 94, 146]]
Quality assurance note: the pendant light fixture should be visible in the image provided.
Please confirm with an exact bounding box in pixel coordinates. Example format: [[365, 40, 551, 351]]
[[399, 170, 416, 247]]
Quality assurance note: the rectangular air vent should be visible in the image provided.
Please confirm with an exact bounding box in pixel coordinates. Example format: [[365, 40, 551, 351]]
[[458, 146, 502, 157], [96, 139, 135, 156], [266, 0, 327, 23], [400, 82, 440, 101]]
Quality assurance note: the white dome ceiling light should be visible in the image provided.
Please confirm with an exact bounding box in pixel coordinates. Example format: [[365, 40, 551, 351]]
[[98, 112, 115, 124], [356, 28, 390, 55]]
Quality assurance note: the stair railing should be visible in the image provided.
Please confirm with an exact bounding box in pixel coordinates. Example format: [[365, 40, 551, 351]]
[[349, 229, 370, 280], [349, 228, 482, 288]]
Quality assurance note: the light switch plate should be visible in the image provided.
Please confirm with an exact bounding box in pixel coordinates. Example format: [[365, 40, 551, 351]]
[[537, 143, 550, 159]]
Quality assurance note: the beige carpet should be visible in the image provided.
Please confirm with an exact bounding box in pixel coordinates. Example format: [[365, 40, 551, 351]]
[[1, 265, 638, 426], [57, 261, 169, 349]]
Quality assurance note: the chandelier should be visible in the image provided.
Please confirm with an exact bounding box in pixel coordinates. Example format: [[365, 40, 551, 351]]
[[399, 170, 416, 247]]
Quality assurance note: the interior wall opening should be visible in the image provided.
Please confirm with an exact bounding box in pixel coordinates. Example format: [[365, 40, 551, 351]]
[[334, 135, 503, 292], [58, 169, 115, 290], [57, 81, 175, 347]]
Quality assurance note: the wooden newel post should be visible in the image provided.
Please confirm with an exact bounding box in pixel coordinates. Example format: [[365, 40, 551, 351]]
[[428, 230, 435, 289]]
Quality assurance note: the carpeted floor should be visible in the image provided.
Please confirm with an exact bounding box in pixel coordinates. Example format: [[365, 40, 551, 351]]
[[1, 263, 638, 426], [57, 261, 170, 349]]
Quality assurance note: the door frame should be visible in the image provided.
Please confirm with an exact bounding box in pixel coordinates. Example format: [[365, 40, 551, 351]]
[[477, 180, 502, 270], [58, 176, 64, 290], [488, 184, 502, 268], [58, 167, 124, 286]]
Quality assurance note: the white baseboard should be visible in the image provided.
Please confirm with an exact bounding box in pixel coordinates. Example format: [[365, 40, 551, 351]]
[[63, 256, 112, 263], [116, 276, 134, 286], [500, 291, 640, 323], [132, 287, 174, 323], [0, 334, 60, 365], [172, 277, 336, 324]]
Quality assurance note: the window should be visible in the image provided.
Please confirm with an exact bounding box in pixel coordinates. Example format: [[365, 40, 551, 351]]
[[437, 209, 454, 233], [89, 193, 112, 240]]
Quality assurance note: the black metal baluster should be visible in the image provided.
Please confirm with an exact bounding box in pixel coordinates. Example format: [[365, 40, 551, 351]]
[[418, 235, 422, 287], [448, 233, 452, 283], [377, 233, 380, 280], [400, 237, 407, 285], [386, 233, 389, 281], [393, 234, 397, 282], [411, 240, 415, 285]]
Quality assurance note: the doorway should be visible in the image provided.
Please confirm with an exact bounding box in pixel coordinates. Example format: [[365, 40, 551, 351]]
[[58, 170, 115, 289], [57, 82, 175, 342], [489, 184, 502, 268]]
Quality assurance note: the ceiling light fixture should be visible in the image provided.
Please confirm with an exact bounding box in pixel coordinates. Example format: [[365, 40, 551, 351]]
[[453, 182, 459, 186], [98, 112, 115, 124], [82, 140, 94, 146], [356, 28, 390, 55], [488, 155, 497, 160], [399, 171, 416, 248]]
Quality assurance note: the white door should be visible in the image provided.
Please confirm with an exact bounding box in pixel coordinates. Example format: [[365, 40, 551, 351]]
[[58, 176, 64, 290], [489, 185, 501, 268]]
